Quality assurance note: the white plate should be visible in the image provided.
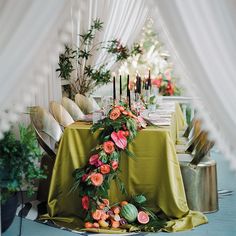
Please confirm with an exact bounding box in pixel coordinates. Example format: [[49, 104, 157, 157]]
[[80, 114, 93, 122]]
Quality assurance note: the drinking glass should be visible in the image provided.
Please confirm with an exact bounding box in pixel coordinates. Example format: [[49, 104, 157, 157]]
[[101, 96, 112, 116]]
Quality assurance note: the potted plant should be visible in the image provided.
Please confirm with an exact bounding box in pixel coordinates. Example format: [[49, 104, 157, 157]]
[[57, 18, 140, 98], [0, 124, 46, 233]]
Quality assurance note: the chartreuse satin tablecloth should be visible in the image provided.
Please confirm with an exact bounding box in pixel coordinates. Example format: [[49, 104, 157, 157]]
[[44, 104, 207, 232]]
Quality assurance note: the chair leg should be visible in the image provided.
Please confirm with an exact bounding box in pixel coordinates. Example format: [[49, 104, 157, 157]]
[[37, 154, 55, 202]]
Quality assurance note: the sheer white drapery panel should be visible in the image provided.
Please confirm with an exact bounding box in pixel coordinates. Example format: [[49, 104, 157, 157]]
[[76, 0, 149, 96], [0, 0, 78, 137], [147, 0, 236, 169]]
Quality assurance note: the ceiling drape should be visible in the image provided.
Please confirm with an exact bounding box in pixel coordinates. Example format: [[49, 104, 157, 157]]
[[147, 0, 236, 169], [0, 0, 77, 137]]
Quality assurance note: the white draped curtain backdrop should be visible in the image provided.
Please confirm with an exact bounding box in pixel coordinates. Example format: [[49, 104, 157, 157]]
[[76, 0, 149, 96], [1, 0, 236, 169], [146, 0, 236, 169]]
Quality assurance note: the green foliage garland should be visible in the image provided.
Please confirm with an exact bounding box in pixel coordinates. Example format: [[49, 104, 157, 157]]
[[72, 104, 139, 220]]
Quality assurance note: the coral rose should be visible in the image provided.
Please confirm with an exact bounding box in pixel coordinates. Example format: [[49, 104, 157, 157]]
[[100, 164, 111, 174], [81, 195, 89, 210], [103, 141, 115, 154], [92, 209, 103, 220], [110, 108, 121, 120], [90, 173, 104, 186], [111, 160, 119, 170]]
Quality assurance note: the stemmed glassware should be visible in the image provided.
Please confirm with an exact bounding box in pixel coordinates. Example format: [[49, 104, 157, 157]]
[[101, 96, 113, 116]]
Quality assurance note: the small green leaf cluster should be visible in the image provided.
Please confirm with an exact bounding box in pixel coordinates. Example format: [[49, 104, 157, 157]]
[[106, 39, 130, 62]]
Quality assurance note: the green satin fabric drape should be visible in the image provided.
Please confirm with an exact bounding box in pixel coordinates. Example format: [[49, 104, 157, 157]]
[[44, 103, 207, 232]]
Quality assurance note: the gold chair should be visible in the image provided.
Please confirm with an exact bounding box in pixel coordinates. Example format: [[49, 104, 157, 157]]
[[49, 101, 74, 128], [29, 106, 63, 201], [177, 120, 217, 213], [176, 118, 202, 154]]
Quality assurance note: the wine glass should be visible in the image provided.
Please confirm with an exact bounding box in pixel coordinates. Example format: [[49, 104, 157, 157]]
[[101, 96, 112, 116]]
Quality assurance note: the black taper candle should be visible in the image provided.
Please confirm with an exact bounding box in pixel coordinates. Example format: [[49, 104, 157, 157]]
[[148, 69, 151, 89], [113, 76, 116, 101], [127, 75, 131, 108], [138, 76, 141, 94], [127, 74, 129, 97], [120, 75, 122, 100]]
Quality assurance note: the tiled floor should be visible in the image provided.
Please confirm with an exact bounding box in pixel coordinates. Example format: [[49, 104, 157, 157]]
[[3, 150, 236, 236]]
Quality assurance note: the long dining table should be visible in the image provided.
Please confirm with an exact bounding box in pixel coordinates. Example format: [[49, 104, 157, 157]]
[[43, 103, 207, 232]]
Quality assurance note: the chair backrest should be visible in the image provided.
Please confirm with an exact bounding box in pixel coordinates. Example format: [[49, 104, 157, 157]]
[[32, 124, 57, 159], [185, 119, 202, 153], [75, 93, 100, 114], [183, 118, 195, 138], [190, 131, 215, 165], [61, 97, 84, 121], [30, 106, 63, 158], [49, 101, 74, 127], [30, 106, 63, 142]]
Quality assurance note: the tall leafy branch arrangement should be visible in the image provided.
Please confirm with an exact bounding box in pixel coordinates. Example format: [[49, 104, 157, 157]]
[[72, 105, 140, 220], [57, 19, 139, 97]]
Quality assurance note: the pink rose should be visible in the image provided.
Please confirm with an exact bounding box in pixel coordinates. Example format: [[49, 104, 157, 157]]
[[111, 161, 119, 170], [82, 174, 89, 182], [89, 154, 103, 167], [82, 195, 89, 210]]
